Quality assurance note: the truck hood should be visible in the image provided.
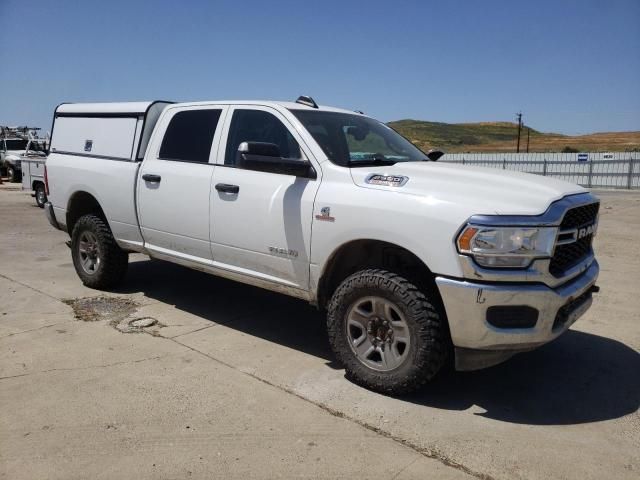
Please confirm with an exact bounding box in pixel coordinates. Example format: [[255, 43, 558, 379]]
[[350, 161, 586, 216], [3, 152, 23, 161]]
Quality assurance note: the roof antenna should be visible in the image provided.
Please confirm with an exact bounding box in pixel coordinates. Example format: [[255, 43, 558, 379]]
[[296, 96, 318, 108]]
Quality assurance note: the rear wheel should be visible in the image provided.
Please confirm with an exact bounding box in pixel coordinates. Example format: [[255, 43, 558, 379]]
[[71, 214, 128, 289], [35, 184, 47, 208], [327, 269, 448, 395]]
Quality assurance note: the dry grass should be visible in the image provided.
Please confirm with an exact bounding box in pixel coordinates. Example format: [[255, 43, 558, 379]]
[[389, 119, 640, 153], [464, 131, 640, 153]]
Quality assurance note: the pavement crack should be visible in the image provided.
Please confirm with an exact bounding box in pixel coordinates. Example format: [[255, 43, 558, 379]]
[[0, 355, 166, 381], [0, 320, 75, 340], [0, 273, 66, 304], [169, 337, 490, 480], [390, 457, 419, 480], [169, 324, 218, 339]]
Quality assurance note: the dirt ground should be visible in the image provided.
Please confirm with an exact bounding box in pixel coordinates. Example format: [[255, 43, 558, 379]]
[[0, 183, 638, 480]]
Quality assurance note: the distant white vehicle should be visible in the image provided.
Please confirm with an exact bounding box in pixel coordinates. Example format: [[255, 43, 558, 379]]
[[0, 127, 48, 182], [43, 97, 600, 394], [21, 157, 47, 207]]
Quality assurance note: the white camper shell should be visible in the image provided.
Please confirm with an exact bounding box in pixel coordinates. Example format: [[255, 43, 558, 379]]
[[51, 101, 172, 162]]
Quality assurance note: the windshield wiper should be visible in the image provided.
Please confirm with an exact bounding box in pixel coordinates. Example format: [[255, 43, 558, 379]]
[[347, 153, 397, 167], [348, 158, 397, 167]]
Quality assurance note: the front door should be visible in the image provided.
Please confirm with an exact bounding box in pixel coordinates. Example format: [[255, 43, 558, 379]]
[[210, 106, 320, 290], [137, 106, 226, 263]]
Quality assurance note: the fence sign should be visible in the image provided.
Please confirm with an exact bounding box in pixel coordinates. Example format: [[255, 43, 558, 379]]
[[577, 153, 589, 162]]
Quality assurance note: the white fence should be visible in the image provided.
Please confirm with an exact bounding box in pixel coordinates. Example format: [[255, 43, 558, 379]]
[[440, 152, 640, 189]]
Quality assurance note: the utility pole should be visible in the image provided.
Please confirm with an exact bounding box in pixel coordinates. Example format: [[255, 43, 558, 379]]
[[526, 127, 530, 153], [516, 112, 523, 153]]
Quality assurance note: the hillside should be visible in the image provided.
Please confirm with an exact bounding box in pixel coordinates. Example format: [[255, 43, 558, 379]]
[[388, 119, 640, 153]]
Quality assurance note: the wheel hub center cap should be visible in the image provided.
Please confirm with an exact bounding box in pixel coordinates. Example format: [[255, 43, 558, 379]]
[[367, 316, 394, 346]]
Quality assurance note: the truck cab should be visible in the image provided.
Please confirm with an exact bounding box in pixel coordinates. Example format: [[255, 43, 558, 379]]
[[43, 98, 600, 394]]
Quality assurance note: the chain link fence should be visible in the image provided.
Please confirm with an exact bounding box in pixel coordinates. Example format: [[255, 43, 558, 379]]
[[441, 152, 640, 189]]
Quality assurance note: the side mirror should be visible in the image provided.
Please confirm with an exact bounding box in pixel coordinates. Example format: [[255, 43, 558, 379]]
[[426, 149, 444, 161], [236, 142, 316, 179], [238, 141, 281, 158]]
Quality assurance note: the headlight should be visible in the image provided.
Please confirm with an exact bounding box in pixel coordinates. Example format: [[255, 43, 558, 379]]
[[457, 226, 557, 268]]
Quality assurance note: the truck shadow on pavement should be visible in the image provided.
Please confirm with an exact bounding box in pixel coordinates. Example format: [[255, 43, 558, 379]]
[[122, 259, 639, 427], [404, 331, 640, 425], [122, 259, 335, 364]]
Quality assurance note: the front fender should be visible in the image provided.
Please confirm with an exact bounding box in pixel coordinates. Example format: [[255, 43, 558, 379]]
[[3, 155, 22, 168], [310, 182, 469, 296]]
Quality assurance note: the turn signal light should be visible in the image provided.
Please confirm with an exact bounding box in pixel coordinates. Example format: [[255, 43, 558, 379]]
[[457, 227, 478, 251]]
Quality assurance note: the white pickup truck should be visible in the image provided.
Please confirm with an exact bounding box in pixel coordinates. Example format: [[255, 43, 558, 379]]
[[44, 97, 600, 394]]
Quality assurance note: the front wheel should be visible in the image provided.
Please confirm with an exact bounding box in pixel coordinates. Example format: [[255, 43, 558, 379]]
[[71, 214, 128, 289], [7, 166, 18, 183], [327, 269, 448, 395]]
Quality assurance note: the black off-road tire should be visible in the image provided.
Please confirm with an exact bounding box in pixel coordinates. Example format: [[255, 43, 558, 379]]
[[35, 184, 47, 208], [327, 269, 448, 395], [71, 214, 128, 289], [7, 166, 19, 183]]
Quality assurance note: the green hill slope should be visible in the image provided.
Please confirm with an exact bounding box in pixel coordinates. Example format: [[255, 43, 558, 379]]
[[388, 119, 640, 153]]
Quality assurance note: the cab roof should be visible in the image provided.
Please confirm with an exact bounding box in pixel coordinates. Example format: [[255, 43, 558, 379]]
[[55, 100, 361, 116], [172, 100, 359, 115]]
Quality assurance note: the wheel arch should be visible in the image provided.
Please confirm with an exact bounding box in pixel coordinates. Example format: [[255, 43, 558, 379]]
[[316, 239, 444, 313], [66, 191, 107, 235]]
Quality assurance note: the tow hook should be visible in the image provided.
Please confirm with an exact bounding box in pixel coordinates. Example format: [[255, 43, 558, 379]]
[[590, 284, 600, 293]]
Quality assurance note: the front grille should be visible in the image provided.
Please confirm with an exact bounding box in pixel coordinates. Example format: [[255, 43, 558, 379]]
[[549, 202, 600, 277], [559, 202, 600, 229]]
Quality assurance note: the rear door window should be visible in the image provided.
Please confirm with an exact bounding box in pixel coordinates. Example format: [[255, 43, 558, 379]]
[[159, 109, 222, 163]]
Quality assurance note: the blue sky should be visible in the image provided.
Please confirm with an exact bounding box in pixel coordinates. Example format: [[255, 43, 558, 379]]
[[1, 0, 638, 135]]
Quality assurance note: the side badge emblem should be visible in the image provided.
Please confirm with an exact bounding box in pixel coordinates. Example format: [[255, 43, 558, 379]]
[[315, 206, 335, 222], [365, 174, 409, 187], [84, 140, 93, 152]]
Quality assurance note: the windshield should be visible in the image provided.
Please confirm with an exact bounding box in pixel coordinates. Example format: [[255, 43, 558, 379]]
[[27, 141, 46, 153], [291, 110, 426, 167], [5, 139, 28, 151]]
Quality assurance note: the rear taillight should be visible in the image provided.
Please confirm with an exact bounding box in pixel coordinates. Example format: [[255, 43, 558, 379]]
[[44, 165, 50, 196]]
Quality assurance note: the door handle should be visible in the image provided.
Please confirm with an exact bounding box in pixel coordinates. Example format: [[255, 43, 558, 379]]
[[215, 183, 239, 194], [142, 174, 162, 183]]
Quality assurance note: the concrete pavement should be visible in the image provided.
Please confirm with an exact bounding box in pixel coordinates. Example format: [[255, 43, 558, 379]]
[[1, 184, 638, 479]]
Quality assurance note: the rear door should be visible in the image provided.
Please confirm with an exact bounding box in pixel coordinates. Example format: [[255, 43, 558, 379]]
[[210, 106, 320, 290], [137, 106, 227, 263]]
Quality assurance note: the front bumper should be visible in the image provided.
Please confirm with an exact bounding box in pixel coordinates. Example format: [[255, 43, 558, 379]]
[[435, 260, 599, 370]]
